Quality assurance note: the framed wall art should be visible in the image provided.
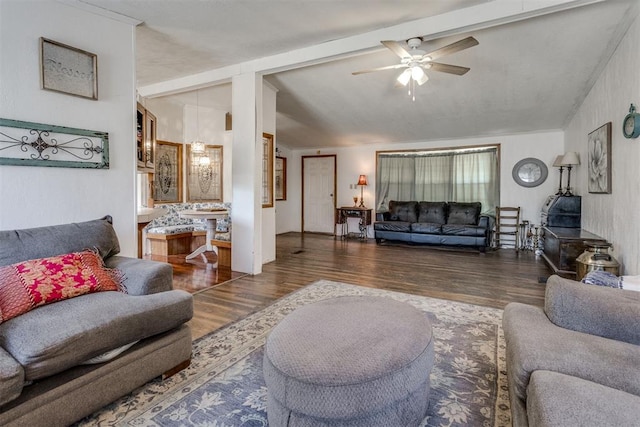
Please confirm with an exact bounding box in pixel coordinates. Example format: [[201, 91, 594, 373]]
[[153, 141, 183, 203], [262, 133, 274, 208], [0, 117, 108, 168], [588, 122, 612, 194], [40, 38, 98, 100], [186, 144, 223, 202], [275, 156, 287, 200]]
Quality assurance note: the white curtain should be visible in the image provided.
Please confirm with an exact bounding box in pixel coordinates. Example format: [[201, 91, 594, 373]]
[[376, 147, 499, 214], [451, 150, 499, 211], [415, 154, 452, 202], [376, 156, 415, 211]]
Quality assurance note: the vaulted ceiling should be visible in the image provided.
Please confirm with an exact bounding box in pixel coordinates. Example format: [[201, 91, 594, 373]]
[[77, 0, 638, 149]]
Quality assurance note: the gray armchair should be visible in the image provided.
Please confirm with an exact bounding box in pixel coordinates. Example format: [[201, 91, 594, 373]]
[[503, 275, 640, 426]]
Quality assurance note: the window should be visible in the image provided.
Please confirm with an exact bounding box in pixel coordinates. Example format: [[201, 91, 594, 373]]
[[376, 145, 499, 214]]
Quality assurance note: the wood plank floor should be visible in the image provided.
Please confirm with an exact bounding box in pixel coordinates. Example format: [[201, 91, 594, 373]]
[[170, 233, 552, 340]]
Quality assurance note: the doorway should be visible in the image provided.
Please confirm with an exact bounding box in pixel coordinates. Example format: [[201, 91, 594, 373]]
[[302, 155, 336, 234]]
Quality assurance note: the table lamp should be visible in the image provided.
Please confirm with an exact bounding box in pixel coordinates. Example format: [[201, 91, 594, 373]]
[[357, 175, 368, 208], [552, 155, 565, 195], [561, 152, 580, 196]]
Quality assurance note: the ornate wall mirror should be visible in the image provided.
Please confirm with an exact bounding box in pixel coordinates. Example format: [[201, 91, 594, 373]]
[[512, 158, 548, 188]]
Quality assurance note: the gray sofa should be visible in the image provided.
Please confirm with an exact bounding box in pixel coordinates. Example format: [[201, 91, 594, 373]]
[[374, 201, 493, 250], [503, 275, 640, 426], [0, 216, 193, 426]]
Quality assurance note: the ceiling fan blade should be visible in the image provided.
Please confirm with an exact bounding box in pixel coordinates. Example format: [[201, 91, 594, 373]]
[[381, 40, 412, 59], [428, 62, 470, 75], [423, 36, 479, 61], [352, 63, 407, 75]]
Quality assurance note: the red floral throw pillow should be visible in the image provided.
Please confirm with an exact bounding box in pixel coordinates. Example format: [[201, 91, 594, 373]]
[[0, 250, 124, 324]]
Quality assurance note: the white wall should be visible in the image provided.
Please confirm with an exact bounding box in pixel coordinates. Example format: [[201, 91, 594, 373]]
[[144, 98, 184, 144], [277, 131, 563, 237], [0, 1, 137, 255], [565, 14, 640, 275]]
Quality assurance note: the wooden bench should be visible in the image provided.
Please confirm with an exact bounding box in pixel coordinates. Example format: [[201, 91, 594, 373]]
[[210, 239, 232, 268]]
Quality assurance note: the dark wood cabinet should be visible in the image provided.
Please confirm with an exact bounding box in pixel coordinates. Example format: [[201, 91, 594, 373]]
[[541, 227, 606, 278], [137, 102, 156, 173]]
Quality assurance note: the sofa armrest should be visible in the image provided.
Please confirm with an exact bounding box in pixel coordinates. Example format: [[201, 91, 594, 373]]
[[376, 212, 390, 221], [478, 214, 494, 230], [478, 214, 494, 246], [0, 347, 24, 406], [544, 275, 640, 345], [104, 256, 173, 296]]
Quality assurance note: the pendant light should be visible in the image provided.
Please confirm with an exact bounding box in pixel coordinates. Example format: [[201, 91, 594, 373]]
[[191, 89, 205, 154]]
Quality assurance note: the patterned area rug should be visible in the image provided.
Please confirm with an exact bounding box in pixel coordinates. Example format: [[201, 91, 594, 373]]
[[78, 280, 511, 426]]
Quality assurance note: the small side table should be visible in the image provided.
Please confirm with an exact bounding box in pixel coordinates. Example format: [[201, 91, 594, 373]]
[[179, 209, 228, 262], [335, 207, 372, 239]]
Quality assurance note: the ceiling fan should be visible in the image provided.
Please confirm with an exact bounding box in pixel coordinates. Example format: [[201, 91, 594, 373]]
[[353, 36, 479, 100]]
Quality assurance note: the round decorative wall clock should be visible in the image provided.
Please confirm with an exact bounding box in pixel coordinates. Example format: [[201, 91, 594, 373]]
[[623, 103, 640, 139]]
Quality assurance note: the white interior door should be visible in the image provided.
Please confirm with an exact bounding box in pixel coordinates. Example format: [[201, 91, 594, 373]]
[[303, 155, 336, 233]]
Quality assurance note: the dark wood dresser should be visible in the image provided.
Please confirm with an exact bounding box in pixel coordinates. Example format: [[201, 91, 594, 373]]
[[541, 227, 606, 278]]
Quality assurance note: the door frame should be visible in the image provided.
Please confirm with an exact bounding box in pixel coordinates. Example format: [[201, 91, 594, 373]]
[[301, 154, 337, 233]]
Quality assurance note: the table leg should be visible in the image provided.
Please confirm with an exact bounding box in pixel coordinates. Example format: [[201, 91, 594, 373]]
[[185, 218, 218, 262]]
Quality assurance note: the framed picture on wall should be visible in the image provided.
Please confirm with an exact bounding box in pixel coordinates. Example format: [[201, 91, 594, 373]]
[[588, 122, 612, 194], [40, 38, 98, 100], [153, 141, 182, 203], [275, 156, 287, 201], [262, 133, 274, 208], [186, 144, 223, 202]]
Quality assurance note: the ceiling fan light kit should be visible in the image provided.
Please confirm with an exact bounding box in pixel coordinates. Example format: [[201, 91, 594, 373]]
[[354, 35, 478, 101]]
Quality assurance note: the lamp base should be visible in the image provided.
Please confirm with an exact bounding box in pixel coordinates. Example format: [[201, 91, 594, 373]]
[[358, 198, 365, 208]]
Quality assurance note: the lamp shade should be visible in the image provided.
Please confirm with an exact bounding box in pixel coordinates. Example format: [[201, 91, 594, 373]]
[[561, 152, 580, 166], [191, 140, 205, 154], [552, 155, 565, 167], [357, 175, 368, 186], [397, 69, 411, 86]]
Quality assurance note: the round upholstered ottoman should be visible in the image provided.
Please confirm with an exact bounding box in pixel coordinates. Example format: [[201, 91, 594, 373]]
[[263, 295, 434, 427]]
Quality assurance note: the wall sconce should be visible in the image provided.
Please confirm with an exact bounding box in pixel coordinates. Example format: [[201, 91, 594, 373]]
[[357, 174, 368, 208], [561, 151, 580, 196], [552, 155, 565, 195]]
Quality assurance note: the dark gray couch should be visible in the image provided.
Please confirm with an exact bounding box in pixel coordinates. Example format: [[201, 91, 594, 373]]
[[374, 201, 493, 250], [0, 216, 193, 426], [503, 275, 640, 426]]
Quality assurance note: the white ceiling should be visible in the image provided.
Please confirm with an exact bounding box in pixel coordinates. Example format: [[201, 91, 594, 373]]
[[77, 0, 638, 149]]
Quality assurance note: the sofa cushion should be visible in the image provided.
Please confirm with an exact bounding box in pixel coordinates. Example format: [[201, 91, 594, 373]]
[[0, 216, 120, 267], [373, 221, 412, 232], [0, 290, 193, 381], [387, 201, 418, 223], [441, 224, 486, 237], [410, 223, 442, 234], [0, 251, 124, 324], [146, 225, 199, 235], [0, 346, 23, 406], [417, 202, 447, 223], [527, 370, 640, 427], [447, 202, 481, 225]]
